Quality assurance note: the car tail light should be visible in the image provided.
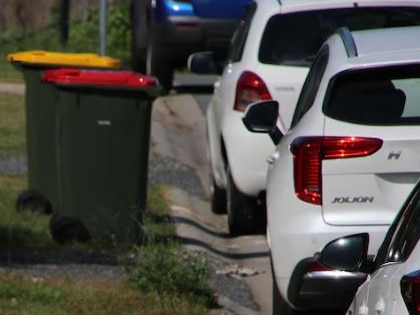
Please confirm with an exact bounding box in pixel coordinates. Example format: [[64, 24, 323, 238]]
[[290, 136, 383, 205], [234, 71, 272, 111], [401, 270, 420, 315]]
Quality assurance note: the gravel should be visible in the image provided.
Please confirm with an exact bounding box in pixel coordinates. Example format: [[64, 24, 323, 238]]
[[0, 151, 259, 314]]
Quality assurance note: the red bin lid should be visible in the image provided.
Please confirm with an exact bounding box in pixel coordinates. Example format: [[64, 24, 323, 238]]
[[41, 68, 159, 87]]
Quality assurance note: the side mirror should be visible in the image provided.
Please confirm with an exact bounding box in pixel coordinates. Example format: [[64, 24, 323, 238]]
[[319, 233, 369, 272], [242, 100, 282, 144], [187, 52, 219, 74]]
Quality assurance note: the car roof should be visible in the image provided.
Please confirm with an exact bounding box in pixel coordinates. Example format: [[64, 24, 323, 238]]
[[327, 26, 420, 69], [279, 0, 420, 8], [257, 0, 420, 15]]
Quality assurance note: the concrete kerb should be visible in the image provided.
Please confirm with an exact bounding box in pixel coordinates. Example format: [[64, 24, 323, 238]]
[[151, 95, 271, 315]]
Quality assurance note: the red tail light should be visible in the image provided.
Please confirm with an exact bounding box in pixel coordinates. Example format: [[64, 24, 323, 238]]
[[401, 271, 420, 315], [234, 71, 272, 111], [290, 136, 383, 205]]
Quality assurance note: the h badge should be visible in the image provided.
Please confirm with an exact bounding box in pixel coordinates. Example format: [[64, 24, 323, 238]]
[[388, 150, 401, 160]]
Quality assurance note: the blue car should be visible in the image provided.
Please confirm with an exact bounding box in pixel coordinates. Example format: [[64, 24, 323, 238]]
[[130, 0, 252, 91]]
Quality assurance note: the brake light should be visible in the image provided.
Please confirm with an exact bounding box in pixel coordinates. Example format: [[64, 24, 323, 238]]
[[290, 136, 383, 205], [234, 71, 272, 111], [401, 270, 420, 315]]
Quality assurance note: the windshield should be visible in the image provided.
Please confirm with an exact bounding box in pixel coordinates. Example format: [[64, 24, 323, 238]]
[[259, 7, 420, 66]]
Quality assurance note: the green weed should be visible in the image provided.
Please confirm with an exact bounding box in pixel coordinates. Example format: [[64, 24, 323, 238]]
[[0, 93, 25, 154], [0, 271, 181, 315], [0, 2, 132, 77], [0, 1, 219, 312], [0, 174, 53, 249], [127, 244, 216, 309]]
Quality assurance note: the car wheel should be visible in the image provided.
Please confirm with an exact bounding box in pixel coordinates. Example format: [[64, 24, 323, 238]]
[[16, 189, 52, 215], [210, 174, 227, 214], [226, 165, 257, 236], [146, 27, 174, 93], [130, 0, 151, 73]]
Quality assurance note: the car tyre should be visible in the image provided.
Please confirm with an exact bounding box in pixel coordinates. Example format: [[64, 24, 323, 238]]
[[210, 174, 227, 214], [226, 165, 257, 236], [130, 0, 151, 73]]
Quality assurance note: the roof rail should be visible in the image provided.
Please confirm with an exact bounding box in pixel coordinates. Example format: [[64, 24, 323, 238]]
[[338, 27, 358, 57]]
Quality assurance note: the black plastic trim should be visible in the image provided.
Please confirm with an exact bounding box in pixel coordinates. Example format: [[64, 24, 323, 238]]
[[338, 27, 358, 57], [287, 257, 367, 311]]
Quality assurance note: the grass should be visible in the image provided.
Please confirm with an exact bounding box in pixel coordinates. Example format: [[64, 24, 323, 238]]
[[0, 59, 24, 84], [0, 93, 26, 155], [0, 168, 216, 314], [0, 175, 216, 314], [0, 174, 52, 249], [0, 3, 218, 312], [0, 271, 210, 315]]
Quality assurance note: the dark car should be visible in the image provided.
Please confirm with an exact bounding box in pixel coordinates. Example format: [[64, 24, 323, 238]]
[[130, 0, 252, 91]]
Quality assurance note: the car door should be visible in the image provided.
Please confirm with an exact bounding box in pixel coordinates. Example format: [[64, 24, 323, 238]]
[[348, 180, 420, 315], [206, 3, 256, 182]]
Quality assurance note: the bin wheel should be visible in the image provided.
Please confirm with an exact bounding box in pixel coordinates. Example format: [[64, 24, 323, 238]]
[[16, 189, 52, 215], [49, 215, 91, 244]]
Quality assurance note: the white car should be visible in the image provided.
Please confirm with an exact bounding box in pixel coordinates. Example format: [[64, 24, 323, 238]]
[[319, 178, 420, 315], [188, 0, 420, 236], [243, 25, 420, 314]]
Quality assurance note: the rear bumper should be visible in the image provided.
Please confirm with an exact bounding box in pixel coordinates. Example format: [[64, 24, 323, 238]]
[[287, 257, 367, 311]]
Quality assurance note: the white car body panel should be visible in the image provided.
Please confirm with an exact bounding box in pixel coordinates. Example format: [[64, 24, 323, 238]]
[[207, 0, 412, 197], [264, 24, 420, 310], [322, 121, 420, 226], [347, 243, 420, 315]]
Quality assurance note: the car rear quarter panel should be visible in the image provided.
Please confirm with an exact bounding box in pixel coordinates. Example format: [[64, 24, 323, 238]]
[[322, 120, 420, 226]]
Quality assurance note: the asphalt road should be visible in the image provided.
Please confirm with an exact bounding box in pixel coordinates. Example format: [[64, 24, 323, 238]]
[[153, 73, 272, 315]]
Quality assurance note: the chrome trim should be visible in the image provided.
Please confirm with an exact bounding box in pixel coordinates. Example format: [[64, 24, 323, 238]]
[[304, 270, 365, 279]]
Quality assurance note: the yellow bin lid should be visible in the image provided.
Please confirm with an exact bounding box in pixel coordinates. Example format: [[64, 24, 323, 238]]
[[7, 50, 121, 69]]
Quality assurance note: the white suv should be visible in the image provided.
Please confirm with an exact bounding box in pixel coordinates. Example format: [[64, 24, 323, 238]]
[[319, 178, 420, 315], [243, 25, 420, 314], [188, 0, 420, 236]]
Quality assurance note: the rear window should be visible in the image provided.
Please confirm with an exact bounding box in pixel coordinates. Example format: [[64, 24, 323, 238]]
[[325, 64, 420, 125], [259, 7, 420, 66]]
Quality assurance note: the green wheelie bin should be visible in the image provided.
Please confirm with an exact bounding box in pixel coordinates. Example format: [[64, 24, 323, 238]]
[[7, 50, 121, 215], [41, 68, 162, 244]]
